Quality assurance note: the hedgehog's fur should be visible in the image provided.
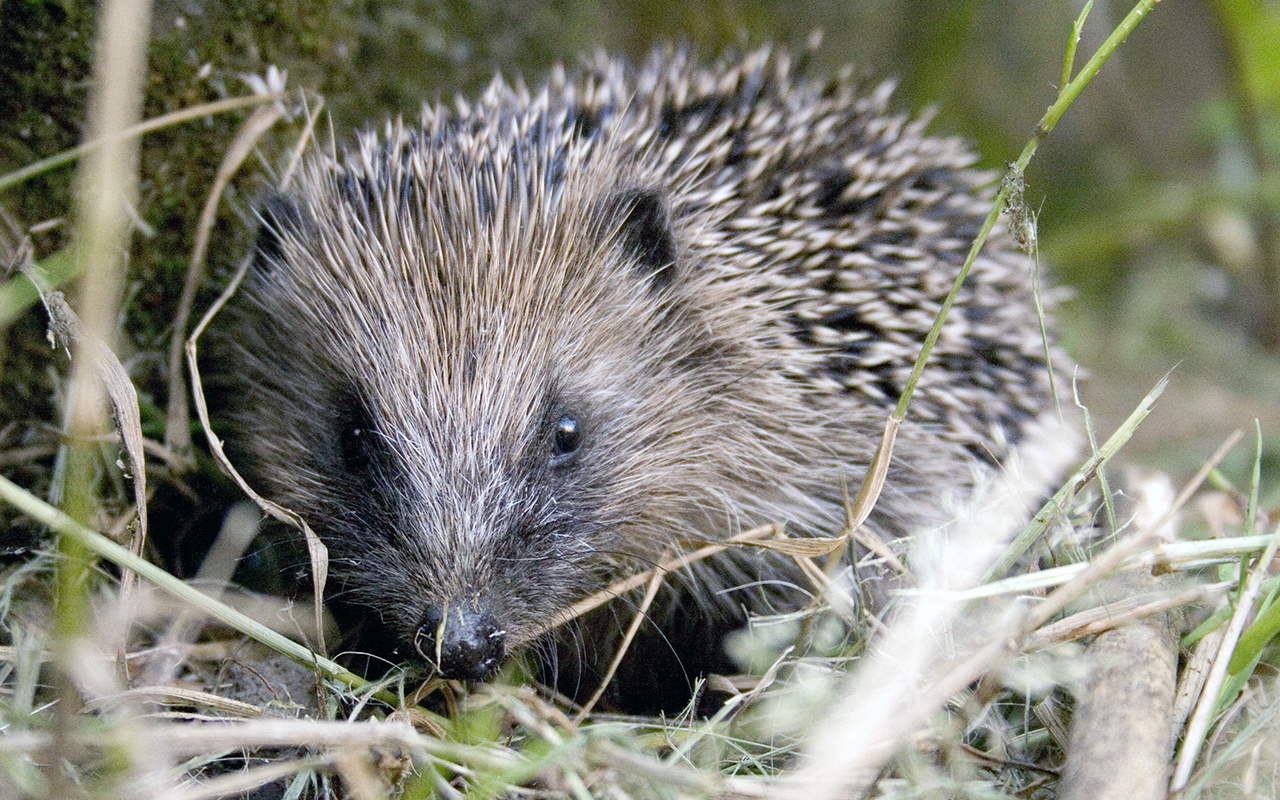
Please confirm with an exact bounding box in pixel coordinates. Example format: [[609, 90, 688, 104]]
[[222, 45, 1078, 712]]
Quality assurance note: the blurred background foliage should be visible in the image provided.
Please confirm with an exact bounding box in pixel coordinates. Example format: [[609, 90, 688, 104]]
[[2, 0, 1279, 507]]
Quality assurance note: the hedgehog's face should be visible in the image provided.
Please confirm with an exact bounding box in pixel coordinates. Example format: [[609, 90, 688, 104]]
[[228, 153, 797, 681], [320, 369, 622, 681]]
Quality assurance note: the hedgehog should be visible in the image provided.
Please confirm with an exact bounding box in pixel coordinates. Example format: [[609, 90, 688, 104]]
[[219, 44, 1078, 713]]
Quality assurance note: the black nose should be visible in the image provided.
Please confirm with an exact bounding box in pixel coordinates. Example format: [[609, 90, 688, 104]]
[[415, 604, 506, 681]]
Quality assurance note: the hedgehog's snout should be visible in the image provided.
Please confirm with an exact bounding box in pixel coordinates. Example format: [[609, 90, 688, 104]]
[[415, 603, 507, 681]]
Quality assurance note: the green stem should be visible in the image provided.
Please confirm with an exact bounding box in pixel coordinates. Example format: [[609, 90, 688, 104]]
[[0, 473, 423, 715], [892, 0, 1163, 423], [1060, 1, 1094, 92]]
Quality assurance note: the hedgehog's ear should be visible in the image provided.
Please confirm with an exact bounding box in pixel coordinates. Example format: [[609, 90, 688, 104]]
[[602, 187, 678, 293], [252, 194, 302, 275]]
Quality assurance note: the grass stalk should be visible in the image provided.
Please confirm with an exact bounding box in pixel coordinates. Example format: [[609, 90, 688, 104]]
[[891, 0, 1162, 426], [0, 473, 424, 716], [52, 2, 154, 792]]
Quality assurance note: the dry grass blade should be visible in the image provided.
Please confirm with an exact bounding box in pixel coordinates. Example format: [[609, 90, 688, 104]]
[[0, 718, 445, 761], [988, 371, 1170, 582], [538, 523, 781, 635], [161, 757, 325, 800], [575, 554, 668, 721], [1021, 429, 1241, 638], [843, 415, 900, 536], [178, 97, 331, 658], [782, 402, 1231, 800], [136, 502, 261, 687], [0, 94, 281, 194], [1027, 584, 1228, 650], [1172, 517, 1280, 790], [40, 290, 148, 551], [52, 1, 154, 793], [82, 685, 266, 718], [1174, 627, 1226, 744], [587, 739, 758, 797], [278, 97, 326, 190], [0, 473, 412, 710], [953, 533, 1277, 601], [186, 253, 330, 657], [164, 101, 287, 458]]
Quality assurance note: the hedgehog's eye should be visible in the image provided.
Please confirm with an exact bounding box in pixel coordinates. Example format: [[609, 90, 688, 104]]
[[550, 415, 581, 464], [337, 387, 380, 474], [342, 425, 369, 471]]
